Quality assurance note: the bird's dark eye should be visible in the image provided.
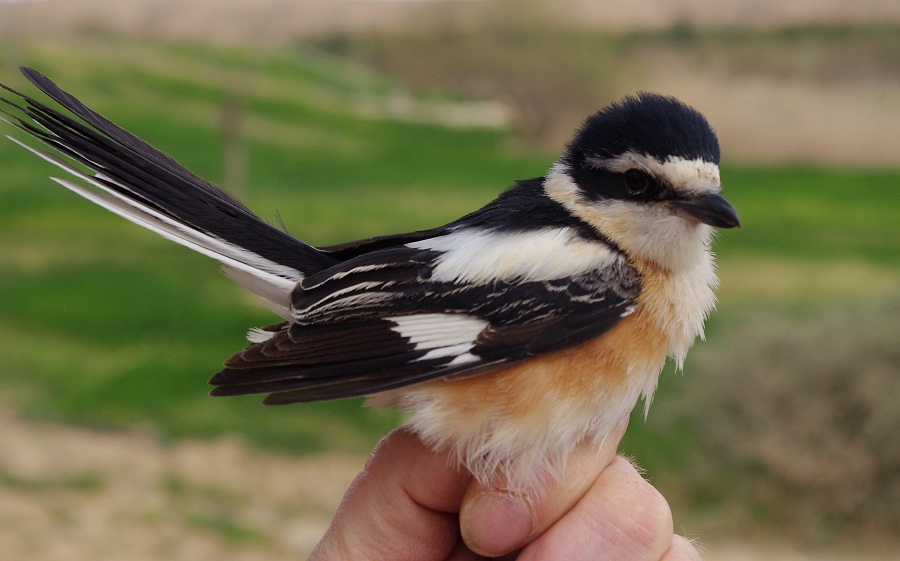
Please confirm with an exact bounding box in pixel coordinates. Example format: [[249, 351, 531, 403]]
[[624, 169, 649, 195]]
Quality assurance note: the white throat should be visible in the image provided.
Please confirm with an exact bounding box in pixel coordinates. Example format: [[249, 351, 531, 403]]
[[543, 162, 720, 367], [543, 161, 715, 272]]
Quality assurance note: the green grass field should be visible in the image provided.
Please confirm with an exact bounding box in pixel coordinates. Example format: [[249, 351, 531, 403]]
[[1, 36, 898, 539]]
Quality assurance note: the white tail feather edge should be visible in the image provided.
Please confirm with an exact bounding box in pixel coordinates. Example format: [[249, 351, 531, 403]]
[[10, 136, 297, 310]]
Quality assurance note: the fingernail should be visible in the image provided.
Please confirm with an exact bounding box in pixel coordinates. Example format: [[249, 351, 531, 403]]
[[462, 491, 534, 556]]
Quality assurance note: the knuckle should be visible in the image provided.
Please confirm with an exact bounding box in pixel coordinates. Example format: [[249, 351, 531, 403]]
[[635, 482, 674, 542], [607, 458, 674, 556]]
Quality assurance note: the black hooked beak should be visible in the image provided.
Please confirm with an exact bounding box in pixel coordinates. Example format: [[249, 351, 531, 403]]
[[670, 193, 741, 229]]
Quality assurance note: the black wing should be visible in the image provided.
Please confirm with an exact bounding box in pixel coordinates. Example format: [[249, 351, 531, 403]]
[[2, 68, 641, 405], [211, 220, 641, 404]]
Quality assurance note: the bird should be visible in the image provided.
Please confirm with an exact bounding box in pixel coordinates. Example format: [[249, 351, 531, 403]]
[[1, 67, 738, 492]]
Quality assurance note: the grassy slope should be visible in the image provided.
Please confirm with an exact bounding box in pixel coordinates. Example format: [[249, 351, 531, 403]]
[[0, 37, 897, 465]]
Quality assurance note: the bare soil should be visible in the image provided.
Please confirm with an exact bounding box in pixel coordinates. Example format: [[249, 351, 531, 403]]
[[2, 0, 899, 43], [0, 405, 362, 560], [1, 406, 897, 560]]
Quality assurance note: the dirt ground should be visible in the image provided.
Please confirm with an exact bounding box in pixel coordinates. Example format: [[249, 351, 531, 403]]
[[0, 406, 897, 560], [0, 405, 361, 560], [3, 0, 899, 42]]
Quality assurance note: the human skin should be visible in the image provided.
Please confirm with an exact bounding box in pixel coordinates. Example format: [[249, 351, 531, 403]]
[[308, 421, 702, 560]]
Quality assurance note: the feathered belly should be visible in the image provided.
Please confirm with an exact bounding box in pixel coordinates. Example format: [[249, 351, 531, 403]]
[[373, 310, 669, 493]]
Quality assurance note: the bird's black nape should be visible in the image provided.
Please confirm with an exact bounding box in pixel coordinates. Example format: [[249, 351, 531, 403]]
[[566, 93, 720, 165]]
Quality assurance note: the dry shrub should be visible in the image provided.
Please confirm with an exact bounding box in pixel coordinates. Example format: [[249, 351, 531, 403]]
[[661, 299, 900, 541]]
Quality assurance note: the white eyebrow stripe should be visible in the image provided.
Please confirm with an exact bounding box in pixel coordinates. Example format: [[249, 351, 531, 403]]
[[587, 151, 721, 196]]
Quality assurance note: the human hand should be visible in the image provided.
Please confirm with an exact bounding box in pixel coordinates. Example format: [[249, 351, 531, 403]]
[[308, 421, 701, 560]]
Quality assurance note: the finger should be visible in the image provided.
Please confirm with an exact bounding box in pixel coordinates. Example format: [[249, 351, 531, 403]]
[[459, 418, 629, 557], [445, 538, 491, 561], [518, 456, 674, 561], [308, 427, 472, 561], [662, 535, 704, 561]]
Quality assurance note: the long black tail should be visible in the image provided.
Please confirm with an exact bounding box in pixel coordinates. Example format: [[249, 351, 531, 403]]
[[1, 67, 336, 314]]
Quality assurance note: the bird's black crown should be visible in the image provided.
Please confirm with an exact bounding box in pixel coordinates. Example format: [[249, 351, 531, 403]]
[[566, 93, 720, 166]]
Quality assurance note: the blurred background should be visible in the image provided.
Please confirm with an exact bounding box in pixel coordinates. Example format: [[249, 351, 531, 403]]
[[0, 0, 897, 559]]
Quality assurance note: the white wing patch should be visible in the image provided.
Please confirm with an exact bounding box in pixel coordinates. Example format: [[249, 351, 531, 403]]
[[390, 314, 487, 363], [407, 227, 616, 284]]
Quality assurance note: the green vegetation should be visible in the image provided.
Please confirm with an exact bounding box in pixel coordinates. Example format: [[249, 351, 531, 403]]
[[0, 34, 897, 541], [716, 166, 900, 264]]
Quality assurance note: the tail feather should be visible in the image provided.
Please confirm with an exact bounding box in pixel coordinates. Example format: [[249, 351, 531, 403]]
[[1, 67, 336, 307], [18, 66, 248, 214], [221, 267, 293, 319]]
